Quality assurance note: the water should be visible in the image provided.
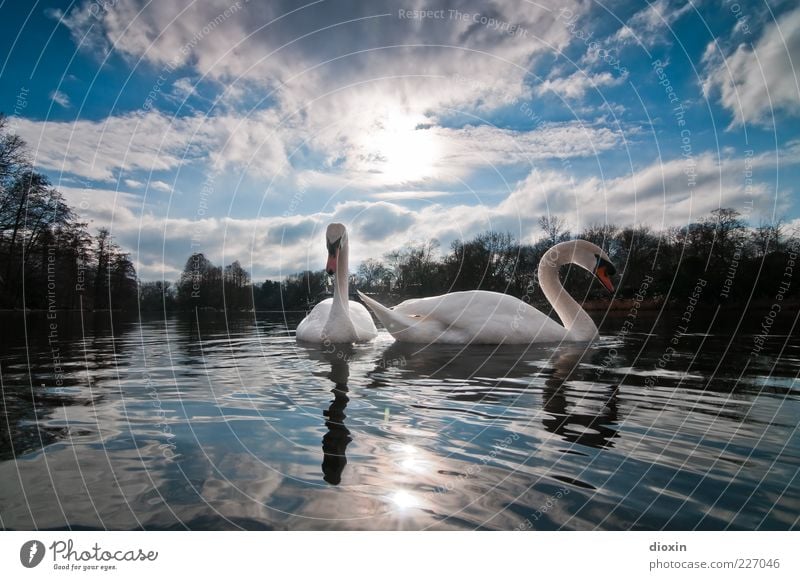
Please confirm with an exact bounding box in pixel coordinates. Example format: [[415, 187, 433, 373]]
[[0, 308, 797, 530]]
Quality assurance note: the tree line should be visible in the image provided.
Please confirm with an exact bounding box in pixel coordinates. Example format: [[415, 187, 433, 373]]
[[0, 115, 137, 310], [0, 117, 256, 314], [167, 209, 797, 313]]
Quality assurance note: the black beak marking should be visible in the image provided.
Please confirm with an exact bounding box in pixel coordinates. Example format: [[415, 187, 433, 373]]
[[326, 237, 341, 276], [327, 237, 341, 257], [594, 253, 616, 277]]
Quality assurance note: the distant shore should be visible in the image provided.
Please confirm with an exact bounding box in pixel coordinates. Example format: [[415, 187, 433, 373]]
[[585, 297, 800, 312], [2, 296, 798, 314]]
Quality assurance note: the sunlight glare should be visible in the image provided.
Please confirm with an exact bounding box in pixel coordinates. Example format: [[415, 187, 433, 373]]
[[361, 111, 441, 183], [390, 489, 420, 510], [397, 443, 427, 472]]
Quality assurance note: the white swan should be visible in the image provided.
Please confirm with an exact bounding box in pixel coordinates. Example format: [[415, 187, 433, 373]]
[[358, 239, 615, 344], [296, 223, 378, 343]]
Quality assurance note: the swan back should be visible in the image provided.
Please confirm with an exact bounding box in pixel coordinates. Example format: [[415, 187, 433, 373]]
[[356, 239, 615, 345]]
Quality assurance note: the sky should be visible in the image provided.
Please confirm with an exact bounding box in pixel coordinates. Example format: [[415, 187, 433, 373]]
[[1, 0, 799, 281]]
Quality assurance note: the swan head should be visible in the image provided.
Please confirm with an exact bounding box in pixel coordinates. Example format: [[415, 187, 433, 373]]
[[325, 223, 348, 275], [551, 239, 616, 293], [579, 240, 616, 293], [592, 251, 616, 293]]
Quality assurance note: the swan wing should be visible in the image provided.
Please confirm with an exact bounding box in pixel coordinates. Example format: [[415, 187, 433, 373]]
[[295, 299, 333, 343], [359, 290, 568, 343], [393, 291, 568, 343], [296, 298, 377, 343], [357, 291, 440, 339], [349, 300, 378, 341]]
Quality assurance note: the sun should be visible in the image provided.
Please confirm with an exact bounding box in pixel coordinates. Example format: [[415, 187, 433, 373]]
[[360, 111, 442, 184]]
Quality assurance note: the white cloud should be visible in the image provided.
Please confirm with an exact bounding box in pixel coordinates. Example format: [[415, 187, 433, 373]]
[[58, 185, 144, 234], [65, 147, 793, 281], [611, 0, 694, 47], [150, 180, 173, 192], [504, 150, 790, 233], [369, 190, 462, 201], [14, 109, 289, 181], [574, 0, 692, 79], [171, 77, 197, 99], [437, 122, 623, 167], [309, 119, 626, 188], [703, 6, 800, 127], [15, 112, 208, 181], [17, 105, 623, 190], [38, 0, 641, 192], [124, 179, 144, 188], [537, 71, 625, 100], [50, 90, 71, 108], [52, 0, 588, 132], [56, 0, 583, 81], [785, 217, 800, 237]]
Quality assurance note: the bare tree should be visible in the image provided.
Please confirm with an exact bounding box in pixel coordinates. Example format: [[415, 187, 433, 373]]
[[579, 223, 618, 254], [0, 114, 27, 187], [224, 260, 253, 310], [538, 215, 570, 246], [447, 232, 517, 291], [356, 258, 390, 291], [751, 218, 785, 256]]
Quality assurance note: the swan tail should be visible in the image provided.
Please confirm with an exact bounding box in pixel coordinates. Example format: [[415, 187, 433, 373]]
[[357, 291, 415, 338]]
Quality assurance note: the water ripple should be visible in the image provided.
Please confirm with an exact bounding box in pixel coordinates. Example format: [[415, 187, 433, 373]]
[[0, 310, 797, 530]]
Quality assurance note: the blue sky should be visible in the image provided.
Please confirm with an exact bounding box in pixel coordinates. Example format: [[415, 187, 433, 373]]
[[1, 0, 799, 280]]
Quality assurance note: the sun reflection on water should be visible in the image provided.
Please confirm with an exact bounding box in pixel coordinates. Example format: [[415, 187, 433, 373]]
[[389, 489, 420, 510]]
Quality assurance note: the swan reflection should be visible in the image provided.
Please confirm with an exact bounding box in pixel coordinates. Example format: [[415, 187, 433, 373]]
[[321, 358, 351, 485], [299, 344, 357, 485], [368, 341, 620, 450], [543, 348, 620, 449]]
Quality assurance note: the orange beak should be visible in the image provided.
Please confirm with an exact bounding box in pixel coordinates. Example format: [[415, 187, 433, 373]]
[[326, 250, 338, 275], [596, 265, 615, 293]]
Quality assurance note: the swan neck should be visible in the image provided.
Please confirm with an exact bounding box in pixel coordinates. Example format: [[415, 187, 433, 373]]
[[332, 243, 349, 312], [538, 244, 597, 339]]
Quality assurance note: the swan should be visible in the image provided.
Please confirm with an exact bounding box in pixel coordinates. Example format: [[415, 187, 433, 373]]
[[296, 223, 378, 343], [358, 239, 615, 344]]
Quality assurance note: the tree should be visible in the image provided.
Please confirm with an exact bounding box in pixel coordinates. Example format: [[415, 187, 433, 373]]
[[391, 240, 442, 295], [709, 208, 747, 264], [578, 223, 618, 255], [248, 217, 800, 312], [109, 251, 138, 310], [282, 270, 327, 309], [91, 228, 138, 310], [2, 171, 52, 303], [93, 228, 111, 309], [177, 253, 223, 309], [751, 219, 784, 256], [446, 232, 517, 292], [139, 280, 176, 312], [0, 166, 91, 308], [509, 240, 549, 298], [0, 114, 27, 187], [0, 120, 139, 311], [356, 258, 391, 291], [224, 260, 253, 310], [538, 214, 570, 245], [254, 279, 283, 310], [614, 226, 660, 293]]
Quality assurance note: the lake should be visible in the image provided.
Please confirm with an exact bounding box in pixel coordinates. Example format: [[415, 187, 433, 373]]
[[0, 307, 797, 530]]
